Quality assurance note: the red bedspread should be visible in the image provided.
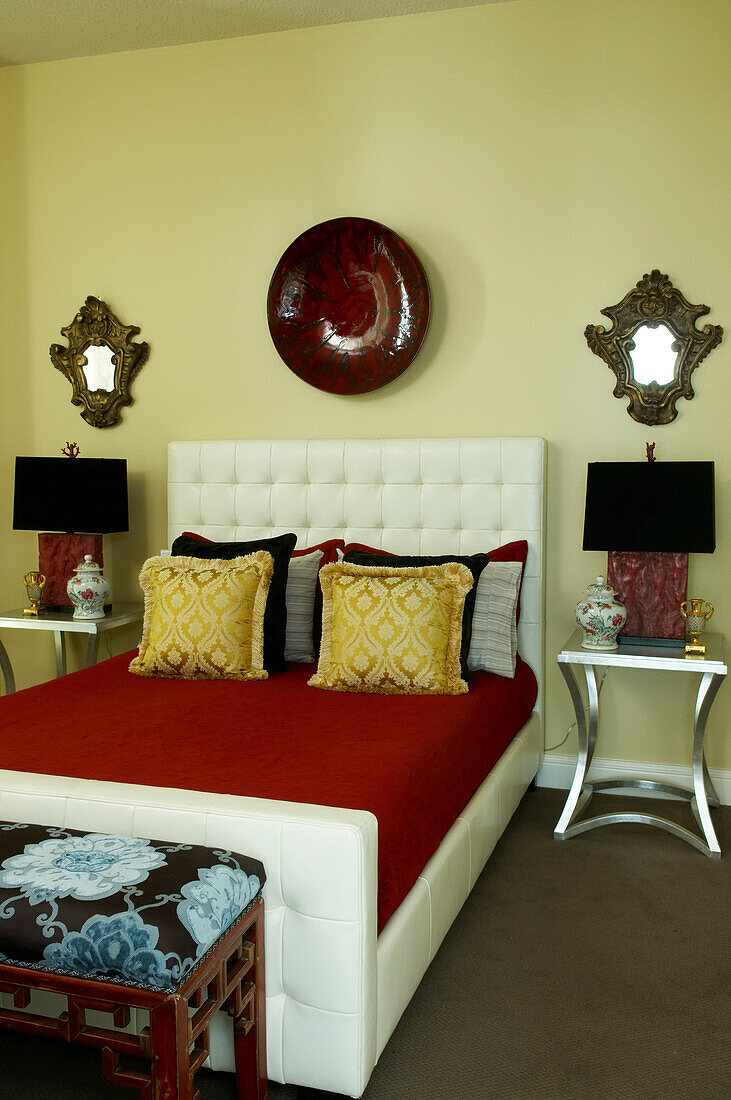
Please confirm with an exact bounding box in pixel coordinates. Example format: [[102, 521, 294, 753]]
[[0, 655, 537, 930]]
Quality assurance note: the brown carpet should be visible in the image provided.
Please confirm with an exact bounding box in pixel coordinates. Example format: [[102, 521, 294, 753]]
[[1, 789, 728, 1098]]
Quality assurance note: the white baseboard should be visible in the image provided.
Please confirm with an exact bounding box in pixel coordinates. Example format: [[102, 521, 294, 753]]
[[536, 753, 731, 806]]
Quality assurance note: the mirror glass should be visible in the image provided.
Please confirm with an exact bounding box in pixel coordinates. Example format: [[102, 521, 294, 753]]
[[82, 344, 116, 392], [629, 323, 677, 386]]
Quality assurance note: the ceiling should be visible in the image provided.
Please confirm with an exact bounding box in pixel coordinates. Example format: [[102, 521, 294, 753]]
[[0, 0, 515, 68]]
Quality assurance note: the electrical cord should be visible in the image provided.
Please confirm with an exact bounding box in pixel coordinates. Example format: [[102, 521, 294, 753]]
[[545, 724, 574, 754]]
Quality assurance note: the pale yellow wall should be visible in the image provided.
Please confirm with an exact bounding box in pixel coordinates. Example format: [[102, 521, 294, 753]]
[[0, 68, 42, 681], [1, 0, 729, 770]]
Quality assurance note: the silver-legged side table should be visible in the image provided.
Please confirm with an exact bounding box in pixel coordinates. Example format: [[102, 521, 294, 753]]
[[0, 604, 143, 695], [555, 629, 725, 858]]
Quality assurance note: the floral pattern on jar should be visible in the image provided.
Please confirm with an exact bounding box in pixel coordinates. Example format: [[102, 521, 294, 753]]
[[575, 576, 627, 650], [67, 555, 110, 620]]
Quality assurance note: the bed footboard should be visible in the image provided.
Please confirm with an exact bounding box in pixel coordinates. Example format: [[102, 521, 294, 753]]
[[0, 775, 379, 1097], [0, 709, 539, 1097]]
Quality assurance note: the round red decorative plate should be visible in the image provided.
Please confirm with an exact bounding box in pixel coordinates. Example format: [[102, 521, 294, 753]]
[[267, 217, 430, 395]]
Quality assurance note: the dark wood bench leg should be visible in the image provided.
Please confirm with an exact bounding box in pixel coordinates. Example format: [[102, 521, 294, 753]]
[[234, 903, 268, 1098], [149, 994, 195, 1100]]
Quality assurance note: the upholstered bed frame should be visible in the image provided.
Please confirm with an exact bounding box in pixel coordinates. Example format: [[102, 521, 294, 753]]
[[0, 437, 545, 1097]]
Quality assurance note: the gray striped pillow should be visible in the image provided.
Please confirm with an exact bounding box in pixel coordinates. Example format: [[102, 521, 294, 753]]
[[284, 550, 324, 662], [467, 561, 523, 678]]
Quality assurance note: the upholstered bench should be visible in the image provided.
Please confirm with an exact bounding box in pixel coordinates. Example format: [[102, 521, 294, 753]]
[[0, 821, 267, 1098]]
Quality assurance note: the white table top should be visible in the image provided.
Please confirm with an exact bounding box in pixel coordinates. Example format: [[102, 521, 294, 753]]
[[0, 603, 143, 634], [558, 628, 726, 675]]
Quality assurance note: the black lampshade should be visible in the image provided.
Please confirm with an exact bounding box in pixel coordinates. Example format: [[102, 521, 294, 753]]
[[13, 457, 129, 534], [582, 461, 715, 553]]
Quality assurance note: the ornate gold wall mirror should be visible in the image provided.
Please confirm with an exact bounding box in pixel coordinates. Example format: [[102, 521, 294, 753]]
[[585, 270, 723, 425], [50, 297, 150, 428]]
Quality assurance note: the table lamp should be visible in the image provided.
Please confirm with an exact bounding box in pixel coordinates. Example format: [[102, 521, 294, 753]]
[[13, 456, 128, 609], [582, 461, 715, 645]]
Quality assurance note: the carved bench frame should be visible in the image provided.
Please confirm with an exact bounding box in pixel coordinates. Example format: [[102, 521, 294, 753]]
[[0, 897, 267, 1099]]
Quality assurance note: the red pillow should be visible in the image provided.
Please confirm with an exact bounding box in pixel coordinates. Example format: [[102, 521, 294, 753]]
[[180, 531, 214, 543], [293, 538, 343, 564]]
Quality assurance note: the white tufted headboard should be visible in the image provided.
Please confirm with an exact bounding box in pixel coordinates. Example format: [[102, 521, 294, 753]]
[[168, 437, 545, 713]]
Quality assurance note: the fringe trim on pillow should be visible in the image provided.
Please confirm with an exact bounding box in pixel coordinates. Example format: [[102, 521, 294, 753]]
[[310, 560, 472, 695], [248, 553, 273, 672], [308, 678, 470, 697], [129, 552, 273, 680]]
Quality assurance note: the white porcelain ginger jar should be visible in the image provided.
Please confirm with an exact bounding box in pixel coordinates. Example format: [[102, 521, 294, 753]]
[[575, 575, 626, 651], [67, 555, 109, 620]]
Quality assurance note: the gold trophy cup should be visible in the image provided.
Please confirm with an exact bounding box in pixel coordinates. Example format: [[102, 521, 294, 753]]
[[680, 598, 714, 656], [23, 571, 46, 616]]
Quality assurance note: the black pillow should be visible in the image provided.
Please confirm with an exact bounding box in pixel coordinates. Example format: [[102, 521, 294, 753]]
[[171, 532, 297, 673], [342, 550, 489, 682]]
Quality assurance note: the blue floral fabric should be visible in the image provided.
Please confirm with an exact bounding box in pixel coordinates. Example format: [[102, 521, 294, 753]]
[[178, 864, 262, 950], [44, 911, 173, 988], [0, 822, 265, 991], [0, 832, 167, 904]]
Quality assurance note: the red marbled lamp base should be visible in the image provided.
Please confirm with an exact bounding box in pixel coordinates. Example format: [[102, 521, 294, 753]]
[[38, 533, 104, 609], [607, 551, 687, 641]]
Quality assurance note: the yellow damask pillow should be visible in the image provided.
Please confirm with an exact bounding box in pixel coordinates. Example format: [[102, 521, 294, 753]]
[[129, 552, 273, 681], [309, 561, 473, 696]]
